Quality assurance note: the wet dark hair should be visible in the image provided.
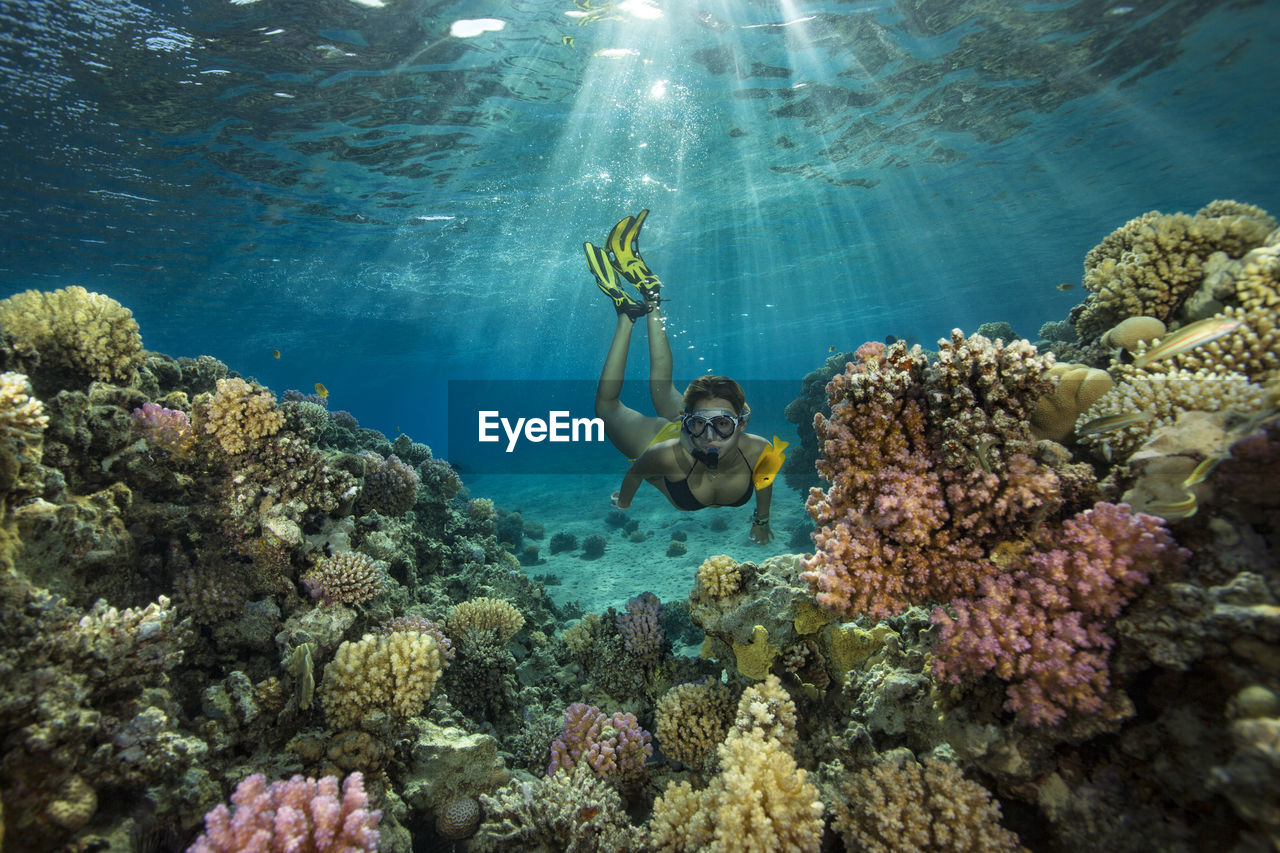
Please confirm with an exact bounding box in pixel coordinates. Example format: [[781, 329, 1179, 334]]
[[683, 376, 746, 415]]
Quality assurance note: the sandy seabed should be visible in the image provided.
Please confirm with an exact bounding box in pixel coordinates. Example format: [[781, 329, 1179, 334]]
[[464, 471, 813, 615]]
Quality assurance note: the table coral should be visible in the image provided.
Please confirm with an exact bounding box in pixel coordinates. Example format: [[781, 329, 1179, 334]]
[[0, 286, 143, 383], [319, 631, 444, 728], [932, 502, 1190, 727], [189, 771, 380, 853]]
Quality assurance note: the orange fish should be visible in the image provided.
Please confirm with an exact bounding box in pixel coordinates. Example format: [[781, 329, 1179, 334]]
[[314, 382, 329, 399]]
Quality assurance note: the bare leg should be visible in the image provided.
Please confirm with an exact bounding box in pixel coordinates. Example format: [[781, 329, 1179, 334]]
[[596, 314, 668, 459], [645, 304, 684, 419]]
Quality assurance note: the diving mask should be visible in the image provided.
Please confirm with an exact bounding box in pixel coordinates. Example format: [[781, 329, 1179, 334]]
[[681, 408, 743, 440]]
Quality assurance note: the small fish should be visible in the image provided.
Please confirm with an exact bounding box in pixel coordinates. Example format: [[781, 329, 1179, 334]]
[[272, 349, 281, 359], [972, 437, 998, 474], [828, 345, 835, 353], [314, 382, 329, 399], [1182, 456, 1220, 488], [1077, 410, 1153, 437], [1056, 282, 1075, 291], [562, 35, 574, 46], [578, 806, 600, 823], [1145, 491, 1198, 520], [1132, 316, 1243, 369], [751, 436, 789, 489]]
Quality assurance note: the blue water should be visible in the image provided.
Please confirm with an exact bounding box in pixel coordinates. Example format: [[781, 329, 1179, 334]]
[[2, 0, 1277, 459]]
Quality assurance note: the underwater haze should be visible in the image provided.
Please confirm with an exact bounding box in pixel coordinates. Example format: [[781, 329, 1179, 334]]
[[2, 0, 1277, 449]]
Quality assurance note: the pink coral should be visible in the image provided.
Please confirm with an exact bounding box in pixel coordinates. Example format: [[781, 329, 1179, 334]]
[[932, 502, 1190, 727], [132, 402, 196, 456], [188, 771, 380, 852], [801, 338, 1059, 620], [548, 702, 652, 788]]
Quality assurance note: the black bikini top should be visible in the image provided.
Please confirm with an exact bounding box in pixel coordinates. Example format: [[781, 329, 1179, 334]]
[[664, 449, 754, 511]]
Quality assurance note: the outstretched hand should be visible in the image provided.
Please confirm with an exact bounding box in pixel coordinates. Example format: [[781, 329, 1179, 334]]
[[611, 491, 629, 510], [749, 522, 773, 545]]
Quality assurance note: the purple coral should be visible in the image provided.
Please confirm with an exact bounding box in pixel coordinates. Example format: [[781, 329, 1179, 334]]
[[932, 502, 1190, 727], [188, 771, 380, 852], [548, 703, 652, 788], [360, 453, 421, 516], [617, 591, 665, 658], [132, 402, 196, 456]]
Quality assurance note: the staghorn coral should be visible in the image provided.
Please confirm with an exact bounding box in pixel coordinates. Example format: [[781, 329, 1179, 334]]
[[447, 596, 525, 645], [831, 754, 1021, 852], [801, 336, 1061, 620], [655, 679, 733, 769], [195, 377, 284, 455], [302, 551, 387, 606], [473, 763, 646, 852], [0, 286, 143, 382], [1070, 202, 1275, 342], [695, 554, 742, 599], [547, 702, 652, 789], [616, 591, 664, 659], [358, 452, 420, 516], [319, 631, 444, 728], [189, 771, 380, 853], [932, 502, 1190, 727]]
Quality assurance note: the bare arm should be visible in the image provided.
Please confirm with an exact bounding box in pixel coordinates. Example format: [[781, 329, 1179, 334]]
[[612, 447, 666, 509]]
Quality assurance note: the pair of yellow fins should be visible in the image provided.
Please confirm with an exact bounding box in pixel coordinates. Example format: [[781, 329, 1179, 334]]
[[585, 210, 661, 319]]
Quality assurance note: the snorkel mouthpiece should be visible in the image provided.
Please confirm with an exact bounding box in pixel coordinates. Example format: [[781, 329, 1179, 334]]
[[694, 445, 720, 470]]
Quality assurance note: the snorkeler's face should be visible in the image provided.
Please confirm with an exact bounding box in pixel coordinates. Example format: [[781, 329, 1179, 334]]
[[681, 396, 744, 448]]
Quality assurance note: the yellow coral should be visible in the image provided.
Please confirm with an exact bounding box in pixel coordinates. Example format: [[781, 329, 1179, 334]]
[[733, 673, 798, 751], [447, 597, 524, 644], [825, 622, 895, 675], [656, 680, 733, 769], [0, 372, 49, 446], [195, 377, 284, 454], [831, 755, 1020, 852], [651, 678, 824, 853], [696, 554, 742, 599], [0, 286, 143, 382], [732, 625, 780, 682], [319, 631, 444, 728], [1102, 316, 1166, 351]]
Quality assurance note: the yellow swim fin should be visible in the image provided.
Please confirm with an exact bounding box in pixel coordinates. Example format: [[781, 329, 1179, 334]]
[[606, 209, 661, 302], [585, 242, 647, 321]]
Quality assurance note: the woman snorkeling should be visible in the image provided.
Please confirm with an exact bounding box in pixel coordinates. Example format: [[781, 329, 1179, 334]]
[[584, 210, 781, 545]]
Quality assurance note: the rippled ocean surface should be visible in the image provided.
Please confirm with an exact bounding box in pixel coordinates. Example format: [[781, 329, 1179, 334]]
[[1, 0, 1277, 443]]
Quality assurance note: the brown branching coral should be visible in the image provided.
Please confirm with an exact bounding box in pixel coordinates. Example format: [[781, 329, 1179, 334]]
[[831, 753, 1021, 852], [195, 378, 284, 455]]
